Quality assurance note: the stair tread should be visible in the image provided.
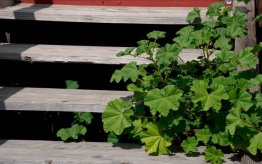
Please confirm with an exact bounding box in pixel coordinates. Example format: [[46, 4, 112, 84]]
[[0, 3, 207, 24], [0, 87, 131, 113], [0, 140, 239, 163], [0, 43, 204, 64]]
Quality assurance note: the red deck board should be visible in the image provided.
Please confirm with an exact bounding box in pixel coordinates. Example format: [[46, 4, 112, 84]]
[[21, 0, 226, 7]]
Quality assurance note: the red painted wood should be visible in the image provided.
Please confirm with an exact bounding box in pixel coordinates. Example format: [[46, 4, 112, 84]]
[[21, 0, 225, 7]]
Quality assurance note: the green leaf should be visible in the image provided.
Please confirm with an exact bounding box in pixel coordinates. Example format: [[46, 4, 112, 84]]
[[191, 80, 229, 111], [206, 2, 224, 17], [65, 80, 79, 89], [227, 25, 246, 38], [204, 146, 224, 164], [110, 62, 146, 83], [229, 89, 253, 111], [214, 37, 232, 50], [226, 108, 245, 135], [147, 31, 166, 40], [216, 50, 235, 62], [107, 132, 119, 144], [255, 93, 262, 108], [131, 119, 143, 139], [156, 44, 180, 66], [212, 132, 230, 146], [250, 74, 262, 86], [186, 8, 201, 24], [254, 15, 262, 22], [57, 129, 70, 141], [57, 124, 87, 141], [247, 133, 262, 155], [174, 26, 195, 48], [141, 122, 171, 155], [196, 128, 212, 144], [181, 137, 198, 154], [116, 47, 134, 57], [127, 83, 144, 92], [102, 99, 134, 135], [144, 85, 183, 116], [236, 49, 258, 69], [122, 62, 144, 82], [191, 29, 213, 46], [159, 111, 183, 128], [110, 70, 122, 83], [74, 112, 93, 125], [236, 0, 250, 4]]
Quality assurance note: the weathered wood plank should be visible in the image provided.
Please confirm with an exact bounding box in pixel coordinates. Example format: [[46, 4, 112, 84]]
[[0, 0, 14, 9], [21, 0, 224, 7], [0, 4, 207, 24], [0, 43, 208, 64], [234, 0, 256, 50], [0, 140, 239, 164], [0, 87, 131, 113]]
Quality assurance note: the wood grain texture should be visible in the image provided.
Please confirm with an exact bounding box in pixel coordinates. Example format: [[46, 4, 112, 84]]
[[0, 43, 209, 64], [20, 0, 224, 7], [0, 3, 208, 24], [0, 140, 240, 164], [234, 0, 256, 50], [0, 87, 131, 113]]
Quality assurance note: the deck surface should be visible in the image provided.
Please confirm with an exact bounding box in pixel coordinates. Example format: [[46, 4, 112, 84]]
[[0, 4, 207, 24], [0, 140, 240, 164]]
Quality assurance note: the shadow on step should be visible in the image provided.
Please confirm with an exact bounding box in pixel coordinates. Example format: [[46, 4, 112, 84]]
[[112, 143, 142, 150], [0, 87, 23, 111]]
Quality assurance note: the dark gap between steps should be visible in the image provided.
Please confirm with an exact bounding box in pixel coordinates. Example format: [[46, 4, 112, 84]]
[[0, 19, 185, 46]]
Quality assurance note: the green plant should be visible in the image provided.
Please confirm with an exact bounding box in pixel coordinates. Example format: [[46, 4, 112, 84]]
[[56, 80, 93, 141], [102, 2, 262, 163]]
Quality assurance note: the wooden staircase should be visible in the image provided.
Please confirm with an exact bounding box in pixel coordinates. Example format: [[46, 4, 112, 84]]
[[0, 1, 239, 163]]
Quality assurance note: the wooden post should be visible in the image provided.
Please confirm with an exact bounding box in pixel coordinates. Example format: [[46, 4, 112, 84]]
[[233, 0, 260, 94], [234, 0, 257, 50]]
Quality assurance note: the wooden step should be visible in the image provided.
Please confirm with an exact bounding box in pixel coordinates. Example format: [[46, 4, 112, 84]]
[[20, 0, 224, 7], [0, 87, 131, 113], [0, 3, 207, 24], [0, 43, 203, 64], [0, 140, 239, 163]]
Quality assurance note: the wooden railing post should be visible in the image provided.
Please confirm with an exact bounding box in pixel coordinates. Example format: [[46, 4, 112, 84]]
[[234, 0, 257, 50]]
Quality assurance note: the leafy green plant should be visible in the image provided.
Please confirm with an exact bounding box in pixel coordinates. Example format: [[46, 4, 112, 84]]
[[57, 80, 93, 141], [102, 2, 262, 163]]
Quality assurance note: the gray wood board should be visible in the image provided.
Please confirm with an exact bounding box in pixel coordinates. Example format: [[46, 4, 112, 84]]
[[0, 4, 207, 24], [0, 87, 131, 113], [0, 140, 240, 164], [0, 43, 206, 64]]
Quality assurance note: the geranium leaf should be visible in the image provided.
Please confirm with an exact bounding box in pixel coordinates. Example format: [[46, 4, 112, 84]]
[[102, 99, 134, 135], [247, 133, 262, 155], [181, 137, 198, 154], [147, 31, 166, 40], [191, 80, 229, 111], [74, 112, 93, 125], [204, 146, 224, 164], [226, 108, 245, 135], [229, 89, 253, 111], [196, 128, 212, 144], [141, 122, 171, 155], [57, 124, 87, 141], [186, 8, 201, 24], [107, 132, 119, 144], [65, 80, 79, 89], [144, 85, 183, 116]]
